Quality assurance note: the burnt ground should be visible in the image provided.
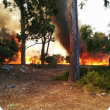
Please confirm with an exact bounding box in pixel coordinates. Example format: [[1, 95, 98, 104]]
[[0, 64, 110, 110]]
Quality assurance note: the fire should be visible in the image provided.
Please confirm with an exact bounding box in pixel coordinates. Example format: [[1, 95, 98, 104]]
[[7, 34, 110, 65], [9, 51, 109, 65], [79, 52, 109, 65]]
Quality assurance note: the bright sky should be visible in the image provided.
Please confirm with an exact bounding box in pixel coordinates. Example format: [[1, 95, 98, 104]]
[[78, 0, 110, 35]]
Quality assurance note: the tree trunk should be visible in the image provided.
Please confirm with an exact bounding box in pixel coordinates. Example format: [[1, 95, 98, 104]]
[[46, 35, 51, 55], [68, 0, 80, 82], [41, 41, 45, 65], [20, 5, 25, 65]]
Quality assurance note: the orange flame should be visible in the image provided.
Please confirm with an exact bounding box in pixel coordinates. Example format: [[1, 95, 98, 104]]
[[9, 52, 109, 65], [7, 34, 110, 65]]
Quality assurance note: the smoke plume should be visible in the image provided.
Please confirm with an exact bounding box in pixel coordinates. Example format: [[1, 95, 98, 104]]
[[53, 0, 70, 54], [53, 0, 86, 57], [0, 2, 20, 39]]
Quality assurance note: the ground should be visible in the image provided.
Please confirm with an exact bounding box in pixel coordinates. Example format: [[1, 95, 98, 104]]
[[0, 64, 110, 110]]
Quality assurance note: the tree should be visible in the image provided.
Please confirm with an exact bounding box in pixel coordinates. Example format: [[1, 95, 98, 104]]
[[27, 0, 59, 65], [0, 38, 19, 64], [68, 0, 80, 82], [80, 24, 110, 54], [80, 24, 93, 41], [104, 0, 110, 7], [3, 0, 37, 65]]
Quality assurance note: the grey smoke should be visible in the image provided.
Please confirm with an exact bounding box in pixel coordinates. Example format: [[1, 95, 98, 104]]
[[53, 0, 86, 57]]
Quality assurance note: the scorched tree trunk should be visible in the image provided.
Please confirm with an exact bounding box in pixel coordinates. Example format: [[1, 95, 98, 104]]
[[68, 0, 80, 82], [20, 5, 25, 65]]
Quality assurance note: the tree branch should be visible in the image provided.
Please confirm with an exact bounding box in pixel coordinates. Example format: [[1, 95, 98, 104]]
[[25, 39, 51, 50]]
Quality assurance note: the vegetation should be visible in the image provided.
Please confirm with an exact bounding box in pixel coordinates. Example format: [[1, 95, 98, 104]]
[[52, 69, 69, 81], [3, 0, 38, 65], [65, 55, 70, 63], [80, 24, 110, 54], [45, 54, 65, 68], [27, 0, 59, 65], [53, 66, 110, 93], [0, 38, 19, 64], [45, 56, 56, 67]]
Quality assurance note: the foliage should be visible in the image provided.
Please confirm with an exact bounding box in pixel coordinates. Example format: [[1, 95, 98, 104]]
[[104, 0, 110, 7], [3, 0, 38, 65], [52, 66, 89, 81], [80, 24, 110, 54], [79, 0, 88, 9], [65, 55, 70, 63], [0, 38, 19, 64], [7, 104, 17, 108], [53, 54, 65, 64], [80, 24, 93, 41], [45, 54, 65, 67], [77, 66, 110, 93], [52, 69, 69, 81], [53, 65, 110, 93], [45, 55, 57, 67], [3, 0, 59, 65], [26, 0, 59, 64], [80, 66, 89, 77]]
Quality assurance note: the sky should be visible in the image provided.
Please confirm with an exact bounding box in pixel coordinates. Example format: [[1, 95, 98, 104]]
[[78, 0, 110, 35]]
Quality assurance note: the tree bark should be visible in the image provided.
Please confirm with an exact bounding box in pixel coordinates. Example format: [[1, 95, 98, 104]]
[[46, 35, 51, 55], [20, 5, 25, 65], [68, 0, 80, 82], [41, 41, 45, 65]]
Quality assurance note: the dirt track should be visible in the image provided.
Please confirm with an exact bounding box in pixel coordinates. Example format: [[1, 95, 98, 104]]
[[0, 65, 110, 110]]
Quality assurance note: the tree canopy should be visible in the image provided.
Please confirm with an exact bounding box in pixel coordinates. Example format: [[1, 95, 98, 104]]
[[0, 38, 19, 64], [26, 0, 59, 64], [80, 24, 110, 54]]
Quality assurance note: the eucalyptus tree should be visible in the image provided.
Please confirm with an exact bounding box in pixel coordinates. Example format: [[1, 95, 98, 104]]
[[3, 0, 37, 65], [80, 24, 110, 54], [27, 0, 59, 65], [68, 0, 80, 82]]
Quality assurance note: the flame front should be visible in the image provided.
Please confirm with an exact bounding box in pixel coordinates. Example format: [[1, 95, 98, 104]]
[[7, 34, 110, 65], [9, 52, 109, 65]]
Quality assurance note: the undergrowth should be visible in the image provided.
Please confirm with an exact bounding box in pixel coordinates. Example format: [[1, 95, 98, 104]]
[[53, 65, 110, 93], [52, 69, 69, 81]]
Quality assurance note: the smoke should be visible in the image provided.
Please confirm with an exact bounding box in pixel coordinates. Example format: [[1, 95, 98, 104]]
[[53, 0, 70, 54], [53, 0, 86, 57], [0, 2, 20, 39]]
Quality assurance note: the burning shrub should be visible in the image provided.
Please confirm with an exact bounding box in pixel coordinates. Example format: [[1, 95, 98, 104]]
[[0, 38, 19, 64], [45, 56, 57, 67], [0, 46, 14, 64], [45, 54, 66, 67], [29, 56, 41, 67]]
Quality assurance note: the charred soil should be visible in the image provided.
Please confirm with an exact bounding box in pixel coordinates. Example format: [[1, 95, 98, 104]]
[[0, 65, 110, 110]]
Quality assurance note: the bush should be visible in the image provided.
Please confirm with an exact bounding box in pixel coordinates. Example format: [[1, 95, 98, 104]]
[[65, 55, 70, 63], [80, 66, 89, 77], [53, 65, 110, 93], [52, 69, 69, 81], [52, 66, 89, 81], [77, 69, 110, 93], [45, 56, 57, 68]]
